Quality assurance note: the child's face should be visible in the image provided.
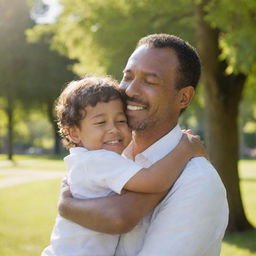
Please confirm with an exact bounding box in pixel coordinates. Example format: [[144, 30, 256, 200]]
[[69, 99, 132, 154]]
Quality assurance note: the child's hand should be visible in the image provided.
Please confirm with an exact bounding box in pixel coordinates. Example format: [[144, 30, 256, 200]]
[[180, 133, 209, 160]]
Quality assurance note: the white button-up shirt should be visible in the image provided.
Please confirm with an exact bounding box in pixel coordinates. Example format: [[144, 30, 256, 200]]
[[116, 125, 229, 256], [42, 148, 142, 256]]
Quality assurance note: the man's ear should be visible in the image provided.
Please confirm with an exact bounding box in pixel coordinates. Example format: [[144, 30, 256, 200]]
[[178, 86, 195, 109], [68, 127, 81, 144]]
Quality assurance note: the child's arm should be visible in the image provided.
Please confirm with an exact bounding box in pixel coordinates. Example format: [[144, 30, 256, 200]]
[[123, 134, 208, 193]]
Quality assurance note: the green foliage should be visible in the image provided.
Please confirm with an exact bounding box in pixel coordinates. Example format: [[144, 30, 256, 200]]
[[0, 108, 56, 152], [240, 69, 256, 147], [244, 69, 256, 122], [205, 0, 256, 74], [24, 38, 75, 108], [0, 0, 75, 157], [29, 0, 196, 79], [0, 0, 33, 102], [0, 0, 74, 104], [0, 107, 7, 135], [29, 0, 256, 94], [15, 111, 54, 149], [0, 108, 7, 152], [24, 0, 256, 155]]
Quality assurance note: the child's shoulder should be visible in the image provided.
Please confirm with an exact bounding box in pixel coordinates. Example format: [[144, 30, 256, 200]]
[[65, 147, 88, 158], [87, 149, 122, 160], [65, 147, 121, 161]]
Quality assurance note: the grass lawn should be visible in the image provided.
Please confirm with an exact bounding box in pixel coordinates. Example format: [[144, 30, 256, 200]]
[[0, 179, 60, 256], [221, 159, 256, 256], [0, 154, 66, 171], [0, 157, 255, 255]]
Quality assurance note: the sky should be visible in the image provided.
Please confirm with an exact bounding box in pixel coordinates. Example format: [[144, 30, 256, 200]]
[[36, 0, 62, 24]]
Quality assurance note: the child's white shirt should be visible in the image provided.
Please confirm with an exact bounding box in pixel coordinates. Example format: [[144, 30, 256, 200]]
[[42, 147, 142, 256]]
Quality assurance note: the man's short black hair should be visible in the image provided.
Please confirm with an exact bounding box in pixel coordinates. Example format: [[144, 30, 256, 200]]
[[137, 34, 201, 90]]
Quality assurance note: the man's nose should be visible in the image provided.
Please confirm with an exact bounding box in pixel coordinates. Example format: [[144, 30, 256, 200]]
[[123, 79, 140, 98]]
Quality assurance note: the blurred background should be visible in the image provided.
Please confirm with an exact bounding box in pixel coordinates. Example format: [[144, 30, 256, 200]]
[[0, 0, 255, 255]]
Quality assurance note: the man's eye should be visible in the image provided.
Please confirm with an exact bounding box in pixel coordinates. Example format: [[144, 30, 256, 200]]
[[145, 79, 157, 85], [123, 75, 132, 81]]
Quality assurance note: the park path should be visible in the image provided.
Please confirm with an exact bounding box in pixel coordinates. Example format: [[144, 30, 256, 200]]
[[0, 169, 64, 189]]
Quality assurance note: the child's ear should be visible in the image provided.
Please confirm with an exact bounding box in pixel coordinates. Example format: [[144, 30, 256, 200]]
[[178, 86, 195, 109], [68, 127, 81, 144]]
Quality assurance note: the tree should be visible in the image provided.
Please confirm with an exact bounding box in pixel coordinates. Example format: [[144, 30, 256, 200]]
[[0, 0, 75, 158], [194, 0, 253, 231], [29, 0, 256, 231], [0, 0, 33, 160], [25, 36, 75, 154]]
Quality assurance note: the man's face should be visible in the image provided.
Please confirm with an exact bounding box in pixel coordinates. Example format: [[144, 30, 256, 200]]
[[120, 45, 182, 131]]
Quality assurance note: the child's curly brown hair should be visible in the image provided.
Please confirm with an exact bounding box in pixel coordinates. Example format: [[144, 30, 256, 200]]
[[56, 75, 126, 149]]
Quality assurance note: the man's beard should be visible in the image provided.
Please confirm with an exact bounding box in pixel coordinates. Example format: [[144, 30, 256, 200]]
[[125, 96, 154, 131], [128, 115, 157, 131]]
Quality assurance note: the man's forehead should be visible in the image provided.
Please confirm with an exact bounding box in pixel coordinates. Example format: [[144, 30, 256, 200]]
[[124, 45, 178, 73]]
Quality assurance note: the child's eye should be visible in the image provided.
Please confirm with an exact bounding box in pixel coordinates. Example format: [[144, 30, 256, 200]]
[[117, 120, 127, 123], [94, 121, 106, 125]]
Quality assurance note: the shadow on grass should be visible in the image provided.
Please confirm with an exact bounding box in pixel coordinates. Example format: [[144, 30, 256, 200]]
[[0, 154, 67, 161], [0, 154, 66, 171], [224, 229, 256, 253], [24, 154, 67, 160]]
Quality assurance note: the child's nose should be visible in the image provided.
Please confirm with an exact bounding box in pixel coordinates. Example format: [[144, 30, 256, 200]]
[[107, 124, 119, 133]]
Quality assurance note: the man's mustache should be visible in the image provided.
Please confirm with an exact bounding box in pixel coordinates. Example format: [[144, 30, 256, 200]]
[[125, 96, 149, 107]]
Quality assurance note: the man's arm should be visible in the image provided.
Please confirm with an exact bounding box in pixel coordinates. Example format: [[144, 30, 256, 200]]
[[58, 184, 167, 234]]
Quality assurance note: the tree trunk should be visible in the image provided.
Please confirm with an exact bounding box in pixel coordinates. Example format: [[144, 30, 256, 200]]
[[47, 101, 61, 154], [6, 94, 14, 160], [195, 1, 253, 232]]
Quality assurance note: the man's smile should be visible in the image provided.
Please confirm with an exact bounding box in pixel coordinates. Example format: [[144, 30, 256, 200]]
[[127, 105, 146, 111], [126, 99, 148, 112]]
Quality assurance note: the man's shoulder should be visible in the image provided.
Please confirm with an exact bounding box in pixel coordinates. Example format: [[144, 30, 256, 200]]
[[172, 157, 227, 197], [184, 157, 221, 181], [156, 157, 228, 214]]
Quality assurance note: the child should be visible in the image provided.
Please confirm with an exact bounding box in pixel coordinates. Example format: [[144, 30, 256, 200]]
[[42, 75, 207, 256]]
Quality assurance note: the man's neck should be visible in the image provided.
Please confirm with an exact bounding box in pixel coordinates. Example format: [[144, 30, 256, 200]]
[[128, 122, 178, 158]]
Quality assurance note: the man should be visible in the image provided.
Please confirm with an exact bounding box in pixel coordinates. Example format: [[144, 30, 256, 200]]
[[59, 34, 229, 255]]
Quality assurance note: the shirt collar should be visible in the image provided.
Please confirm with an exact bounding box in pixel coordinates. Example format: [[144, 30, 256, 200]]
[[69, 147, 88, 154], [135, 124, 182, 165]]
